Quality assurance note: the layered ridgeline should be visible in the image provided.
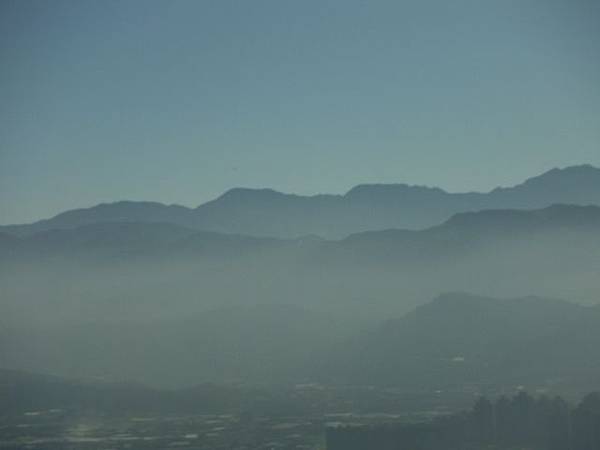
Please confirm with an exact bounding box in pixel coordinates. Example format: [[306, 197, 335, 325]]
[[2, 166, 600, 388], [3, 203, 600, 262], [1, 205, 600, 387], [3, 164, 600, 239], [1, 204, 600, 326]]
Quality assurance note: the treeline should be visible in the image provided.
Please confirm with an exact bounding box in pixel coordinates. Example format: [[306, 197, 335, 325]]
[[327, 391, 600, 450]]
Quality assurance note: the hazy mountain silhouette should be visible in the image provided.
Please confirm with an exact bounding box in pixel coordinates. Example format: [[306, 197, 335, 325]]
[[320, 293, 600, 389], [3, 204, 600, 264], [317, 203, 600, 265], [0, 221, 284, 263], [4, 293, 600, 390], [1, 201, 194, 237], [3, 164, 600, 238], [2, 204, 600, 316], [3, 204, 600, 388]]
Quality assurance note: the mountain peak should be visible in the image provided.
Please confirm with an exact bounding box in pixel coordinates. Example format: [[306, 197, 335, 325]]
[[215, 187, 291, 202], [344, 183, 446, 199], [490, 164, 600, 196], [527, 164, 599, 182], [3, 164, 600, 239]]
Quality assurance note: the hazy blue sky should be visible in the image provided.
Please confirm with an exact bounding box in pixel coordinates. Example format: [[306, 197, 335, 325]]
[[1, 0, 599, 223]]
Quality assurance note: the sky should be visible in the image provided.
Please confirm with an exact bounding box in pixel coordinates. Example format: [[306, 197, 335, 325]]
[[1, 0, 599, 224]]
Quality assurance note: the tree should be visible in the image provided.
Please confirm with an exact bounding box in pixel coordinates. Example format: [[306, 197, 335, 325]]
[[470, 396, 494, 443], [574, 392, 600, 450]]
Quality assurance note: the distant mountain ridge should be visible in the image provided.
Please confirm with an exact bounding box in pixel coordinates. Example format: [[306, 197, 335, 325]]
[[320, 292, 600, 388], [3, 164, 600, 238], [0, 204, 600, 265], [5, 292, 599, 390], [3, 204, 600, 262], [3, 206, 600, 387], [2, 204, 600, 315]]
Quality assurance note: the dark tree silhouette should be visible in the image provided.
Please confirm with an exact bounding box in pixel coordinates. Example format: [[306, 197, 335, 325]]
[[327, 391, 600, 450]]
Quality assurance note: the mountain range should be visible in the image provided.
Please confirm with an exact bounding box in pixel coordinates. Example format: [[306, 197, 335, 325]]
[[3, 164, 600, 239], [2, 165, 600, 389], [3, 203, 600, 264], [2, 203, 600, 328]]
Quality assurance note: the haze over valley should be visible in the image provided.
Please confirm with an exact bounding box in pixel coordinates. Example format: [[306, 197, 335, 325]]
[[2, 165, 600, 390], [2, 1, 600, 448]]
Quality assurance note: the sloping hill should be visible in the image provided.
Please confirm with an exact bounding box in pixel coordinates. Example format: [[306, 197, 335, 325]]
[[320, 293, 600, 388]]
